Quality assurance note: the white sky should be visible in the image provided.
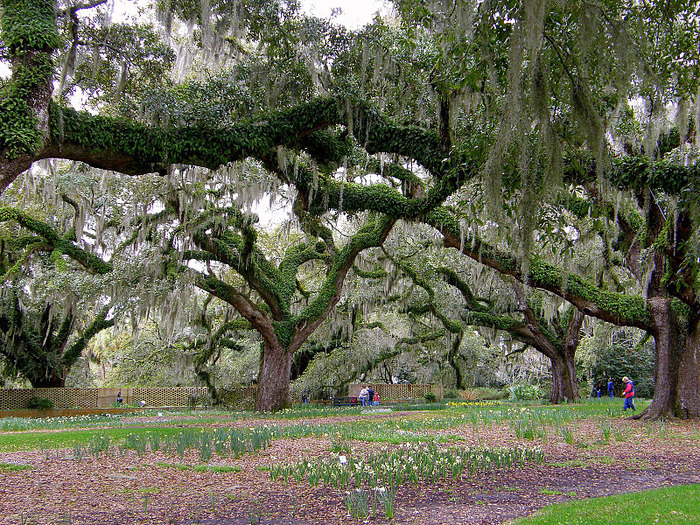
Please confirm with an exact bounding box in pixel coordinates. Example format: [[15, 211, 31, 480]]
[[302, 0, 391, 29], [0, 0, 391, 79]]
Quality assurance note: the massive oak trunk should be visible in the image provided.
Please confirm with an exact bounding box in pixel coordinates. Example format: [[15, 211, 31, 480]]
[[550, 308, 584, 404], [549, 348, 578, 404], [255, 340, 295, 412], [678, 316, 700, 418], [634, 297, 684, 419]]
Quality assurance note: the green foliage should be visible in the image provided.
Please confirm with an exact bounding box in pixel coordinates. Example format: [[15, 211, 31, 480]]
[[423, 391, 437, 403], [25, 395, 53, 410], [529, 259, 649, 326], [472, 387, 507, 401], [67, 22, 175, 112], [0, 0, 59, 159], [0, 206, 112, 274], [0, 461, 33, 472], [271, 441, 544, 490], [1, 0, 59, 51], [0, 92, 43, 158], [0, 291, 113, 388], [591, 343, 655, 399], [443, 389, 460, 399], [508, 384, 542, 401], [612, 157, 700, 196]]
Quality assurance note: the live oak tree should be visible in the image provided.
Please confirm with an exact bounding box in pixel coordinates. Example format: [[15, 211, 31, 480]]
[[0, 1, 482, 411], [0, 164, 155, 386], [2, 0, 700, 416], [0, 292, 113, 387], [0, 200, 115, 386], [377, 234, 585, 403]]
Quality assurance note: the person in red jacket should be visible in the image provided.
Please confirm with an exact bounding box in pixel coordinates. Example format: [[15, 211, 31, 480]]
[[622, 376, 635, 412]]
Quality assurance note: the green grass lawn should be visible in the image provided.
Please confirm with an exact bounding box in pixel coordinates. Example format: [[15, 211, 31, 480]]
[[0, 426, 201, 452], [512, 484, 700, 525]]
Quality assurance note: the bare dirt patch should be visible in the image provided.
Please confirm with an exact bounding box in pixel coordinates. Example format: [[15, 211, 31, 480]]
[[1, 412, 699, 525]]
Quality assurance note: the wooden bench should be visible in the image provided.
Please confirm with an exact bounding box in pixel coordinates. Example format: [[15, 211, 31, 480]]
[[332, 396, 361, 407]]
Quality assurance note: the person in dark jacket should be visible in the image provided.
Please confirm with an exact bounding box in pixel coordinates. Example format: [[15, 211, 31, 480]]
[[607, 378, 614, 398]]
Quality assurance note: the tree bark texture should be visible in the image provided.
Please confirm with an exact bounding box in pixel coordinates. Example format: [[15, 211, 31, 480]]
[[636, 297, 684, 419], [255, 340, 294, 412], [677, 316, 700, 418], [549, 349, 578, 404]]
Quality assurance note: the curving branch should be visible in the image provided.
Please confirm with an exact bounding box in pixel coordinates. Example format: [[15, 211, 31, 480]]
[[424, 207, 650, 330], [0, 206, 112, 274]]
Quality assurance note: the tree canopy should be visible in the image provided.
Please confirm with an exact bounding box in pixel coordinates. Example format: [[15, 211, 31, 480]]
[[1, 0, 700, 416]]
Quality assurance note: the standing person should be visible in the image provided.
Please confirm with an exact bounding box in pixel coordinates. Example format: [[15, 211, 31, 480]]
[[374, 392, 380, 406], [607, 378, 614, 398], [622, 376, 635, 412], [367, 386, 374, 408], [359, 386, 368, 406]]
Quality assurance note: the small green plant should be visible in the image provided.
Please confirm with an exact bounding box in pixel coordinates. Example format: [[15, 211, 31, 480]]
[[508, 384, 542, 401], [539, 488, 576, 496], [18, 512, 36, 525], [376, 487, 397, 519], [72, 443, 85, 461], [613, 427, 628, 442], [88, 433, 111, 458], [329, 431, 352, 453], [344, 489, 372, 518], [423, 392, 437, 403], [26, 396, 54, 410], [599, 421, 612, 442], [559, 425, 575, 445], [0, 462, 33, 472], [249, 509, 262, 524]]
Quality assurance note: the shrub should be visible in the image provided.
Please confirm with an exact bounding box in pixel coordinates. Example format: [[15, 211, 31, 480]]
[[216, 388, 258, 410], [423, 392, 437, 403], [471, 387, 507, 400], [443, 389, 461, 399], [26, 396, 54, 410], [460, 389, 478, 401], [187, 393, 211, 408], [507, 383, 542, 401]]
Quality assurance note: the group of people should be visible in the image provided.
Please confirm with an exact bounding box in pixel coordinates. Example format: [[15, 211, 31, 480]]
[[359, 385, 379, 406], [591, 377, 636, 411]]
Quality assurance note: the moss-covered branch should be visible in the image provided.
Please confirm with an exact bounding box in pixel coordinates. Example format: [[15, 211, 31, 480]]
[[424, 207, 650, 330], [0, 206, 112, 274], [61, 306, 115, 368], [285, 215, 396, 350], [381, 248, 462, 334], [0, 0, 59, 189]]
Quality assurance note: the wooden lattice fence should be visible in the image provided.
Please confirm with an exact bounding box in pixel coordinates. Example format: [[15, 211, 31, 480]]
[[0, 388, 98, 410], [0, 387, 256, 411], [0, 384, 438, 412]]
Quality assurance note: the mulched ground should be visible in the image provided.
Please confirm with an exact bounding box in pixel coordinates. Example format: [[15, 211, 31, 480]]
[[1, 411, 699, 525]]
